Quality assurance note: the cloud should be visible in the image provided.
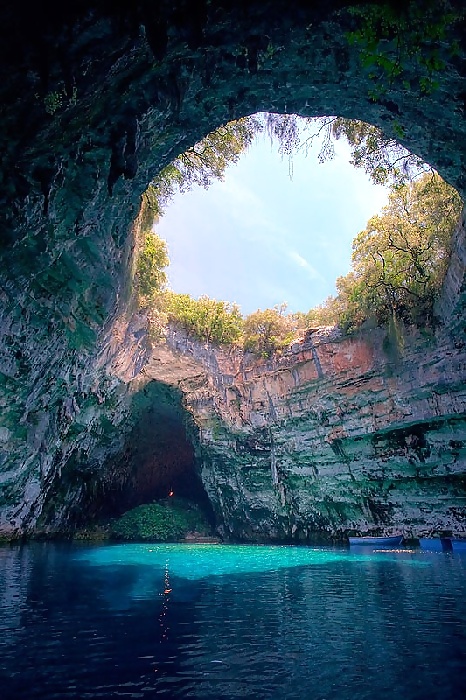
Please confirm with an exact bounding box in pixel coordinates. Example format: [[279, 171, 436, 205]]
[[287, 250, 324, 281], [217, 175, 288, 243]]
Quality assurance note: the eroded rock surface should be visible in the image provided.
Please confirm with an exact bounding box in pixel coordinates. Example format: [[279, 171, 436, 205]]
[[159, 323, 466, 540], [0, 1, 465, 537]]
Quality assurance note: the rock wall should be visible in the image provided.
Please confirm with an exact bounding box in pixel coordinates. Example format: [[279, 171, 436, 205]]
[[130, 218, 466, 542], [0, 1, 465, 536], [161, 318, 466, 541]]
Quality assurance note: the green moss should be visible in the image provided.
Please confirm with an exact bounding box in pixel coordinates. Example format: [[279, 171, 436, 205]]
[[111, 498, 211, 541]]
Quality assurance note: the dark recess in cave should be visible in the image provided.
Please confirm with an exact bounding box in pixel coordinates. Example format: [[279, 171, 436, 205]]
[[46, 381, 216, 531], [99, 381, 214, 522]]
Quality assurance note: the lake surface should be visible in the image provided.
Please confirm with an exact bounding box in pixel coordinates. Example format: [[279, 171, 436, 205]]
[[1, 543, 465, 699]]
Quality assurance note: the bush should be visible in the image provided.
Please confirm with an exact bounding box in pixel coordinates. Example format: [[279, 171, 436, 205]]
[[111, 499, 211, 541], [166, 292, 243, 345], [243, 306, 295, 357]]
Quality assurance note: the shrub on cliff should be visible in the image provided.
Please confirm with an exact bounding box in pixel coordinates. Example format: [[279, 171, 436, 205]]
[[165, 292, 243, 345], [111, 499, 211, 541], [243, 305, 295, 357]]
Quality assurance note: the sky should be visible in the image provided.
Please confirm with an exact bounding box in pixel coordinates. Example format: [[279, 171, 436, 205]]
[[155, 124, 389, 316]]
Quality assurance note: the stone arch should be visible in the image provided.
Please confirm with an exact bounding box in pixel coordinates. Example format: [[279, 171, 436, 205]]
[[0, 1, 465, 534]]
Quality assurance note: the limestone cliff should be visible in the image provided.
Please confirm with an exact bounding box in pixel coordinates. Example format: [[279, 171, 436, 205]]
[[158, 322, 466, 541], [140, 213, 466, 542], [0, 1, 465, 538]]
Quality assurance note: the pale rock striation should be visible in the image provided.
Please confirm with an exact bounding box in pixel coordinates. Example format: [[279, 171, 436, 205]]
[[151, 319, 465, 541]]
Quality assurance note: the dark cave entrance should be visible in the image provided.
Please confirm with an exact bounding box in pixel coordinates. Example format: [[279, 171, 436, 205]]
[[92, 381, 215, 526]]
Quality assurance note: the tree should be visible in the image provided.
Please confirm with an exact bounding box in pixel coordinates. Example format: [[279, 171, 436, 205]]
[[321, 173, 462, 330], [298, 115, 430, 187], [302, 303, 339, 328], [330, 118, 427, 186], [143, 112, 326, 217], [165, 293, 243, 345], [136, 232, 169, 303], [243, 305, 295, 357], [146, 116, 262, 216]]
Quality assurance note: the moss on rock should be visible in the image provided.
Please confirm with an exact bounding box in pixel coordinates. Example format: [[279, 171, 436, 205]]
[[111, 498, 211, 541]]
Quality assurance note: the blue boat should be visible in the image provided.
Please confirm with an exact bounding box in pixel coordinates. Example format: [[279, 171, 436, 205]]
[[451, 539, 466, 553], [419, 538, 452, 552], [348, 535, 404, 547]]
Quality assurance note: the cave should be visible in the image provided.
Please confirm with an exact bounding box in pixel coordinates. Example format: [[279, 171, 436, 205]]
[[0, 0, 465, 537], [104, 381, 209, 515], [37, 379, 214, 530]]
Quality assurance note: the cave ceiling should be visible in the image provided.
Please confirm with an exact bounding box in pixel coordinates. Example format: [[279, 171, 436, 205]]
[[0, 0, 465, 535]]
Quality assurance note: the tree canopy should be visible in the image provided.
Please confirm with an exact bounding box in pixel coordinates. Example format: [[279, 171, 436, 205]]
[[330, 118, 427, 186], [243, 305, 296, 357], [312, 173, 462, 330], [165, 292, 243, 345], [136, 231, 169, 304], [135, 110, 463, 351]]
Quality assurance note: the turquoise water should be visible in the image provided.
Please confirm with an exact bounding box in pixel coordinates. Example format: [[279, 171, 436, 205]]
[[1, 543, 465, 699], [77, 542, 431, 580]]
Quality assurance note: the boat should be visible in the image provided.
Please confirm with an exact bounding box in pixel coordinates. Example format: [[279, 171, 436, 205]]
[[348, 535, 404, 547], [419, 538, 452, 552], [450, 539, 466, 553]]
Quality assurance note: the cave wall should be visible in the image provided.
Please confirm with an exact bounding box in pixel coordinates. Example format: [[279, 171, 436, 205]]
[[37, 378, 207, 530], [163, 310, 466, 541], [0, 1, 465, 535]]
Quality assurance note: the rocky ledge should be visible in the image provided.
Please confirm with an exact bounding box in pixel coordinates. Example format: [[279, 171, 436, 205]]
[[148, 317, 465, 542]]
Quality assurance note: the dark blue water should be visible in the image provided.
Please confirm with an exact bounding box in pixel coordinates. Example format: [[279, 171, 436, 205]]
[[1, 543, 465, 699]]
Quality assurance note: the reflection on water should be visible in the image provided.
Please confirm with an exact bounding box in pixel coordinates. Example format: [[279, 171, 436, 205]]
[[1, 543, 465, 699], [76, 542, 431, 579]]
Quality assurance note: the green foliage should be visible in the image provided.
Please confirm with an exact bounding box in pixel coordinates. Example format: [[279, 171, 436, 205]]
[[139, 189, 159, 231], [243, 305, 295, 357], [136, 232, 169, 303], [346, 2, 463, 100], [166, 292, 243, 345], [282, 115, 432, 188], [302, 301, 340, 328], [330, 117, 427, 186], [312, 174, 462, 331], [145, 113, 320, 216], [149, 116, 262, 215], [135, 107, 461, 345], [111, 499, 211, 542]]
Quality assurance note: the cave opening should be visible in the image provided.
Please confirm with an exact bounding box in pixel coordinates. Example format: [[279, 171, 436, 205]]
[[90, 381, 215, 528], [143, 110, 463, 335], [152, 114, 392, 317], [0, 0, 465, 537]]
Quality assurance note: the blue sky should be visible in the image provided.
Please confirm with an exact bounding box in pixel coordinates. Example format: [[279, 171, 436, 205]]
[[156, 126, 389, 315]]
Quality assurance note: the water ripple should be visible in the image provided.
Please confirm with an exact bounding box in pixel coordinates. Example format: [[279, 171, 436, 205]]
[[1, 544, 465, 700]]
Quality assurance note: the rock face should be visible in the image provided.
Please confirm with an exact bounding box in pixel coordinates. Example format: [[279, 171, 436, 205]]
[[0, 1, 465, 537], [161, 321, 466, 540], [144, 214, 466, 542]]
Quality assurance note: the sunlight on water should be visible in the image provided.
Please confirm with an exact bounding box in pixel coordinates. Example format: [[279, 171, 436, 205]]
[[2, 543, 465, 700], [76, 543, 429, 584]]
